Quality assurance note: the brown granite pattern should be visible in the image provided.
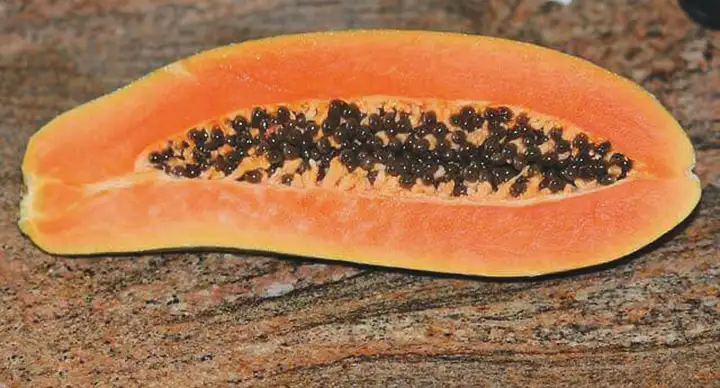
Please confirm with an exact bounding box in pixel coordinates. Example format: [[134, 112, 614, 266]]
[[1, 0, 719, 386]]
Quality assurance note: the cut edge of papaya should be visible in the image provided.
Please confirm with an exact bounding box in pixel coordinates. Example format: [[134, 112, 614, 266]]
[[18, 30, 702, 277]]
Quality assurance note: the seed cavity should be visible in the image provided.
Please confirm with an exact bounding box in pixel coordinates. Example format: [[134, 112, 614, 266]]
[[146, 98, 635, 200]]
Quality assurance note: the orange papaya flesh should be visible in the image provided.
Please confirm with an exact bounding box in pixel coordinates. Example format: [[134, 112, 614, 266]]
[[19, 30, 700, 277]]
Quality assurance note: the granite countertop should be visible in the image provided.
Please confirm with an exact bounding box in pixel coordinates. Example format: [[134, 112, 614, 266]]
[[1, 1, 718, 386]]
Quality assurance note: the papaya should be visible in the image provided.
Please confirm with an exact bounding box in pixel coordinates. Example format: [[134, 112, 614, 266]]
[[19, 30, 700, 277]]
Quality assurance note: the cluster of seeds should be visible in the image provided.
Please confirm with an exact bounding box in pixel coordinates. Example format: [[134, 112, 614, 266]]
[[148, 99, 633, 198]]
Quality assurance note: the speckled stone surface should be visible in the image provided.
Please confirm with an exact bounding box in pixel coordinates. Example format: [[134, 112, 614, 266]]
[[1, 1, 719, 386]]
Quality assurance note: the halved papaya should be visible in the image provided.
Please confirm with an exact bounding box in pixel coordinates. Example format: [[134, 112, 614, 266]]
[[19, 30, 700, 277]]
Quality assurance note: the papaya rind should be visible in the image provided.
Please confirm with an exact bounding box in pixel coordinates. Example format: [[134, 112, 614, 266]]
[[19, 30, 701, 277]]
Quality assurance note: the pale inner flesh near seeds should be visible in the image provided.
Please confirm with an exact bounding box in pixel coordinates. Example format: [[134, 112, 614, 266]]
[[141, 97, 637, 202]]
